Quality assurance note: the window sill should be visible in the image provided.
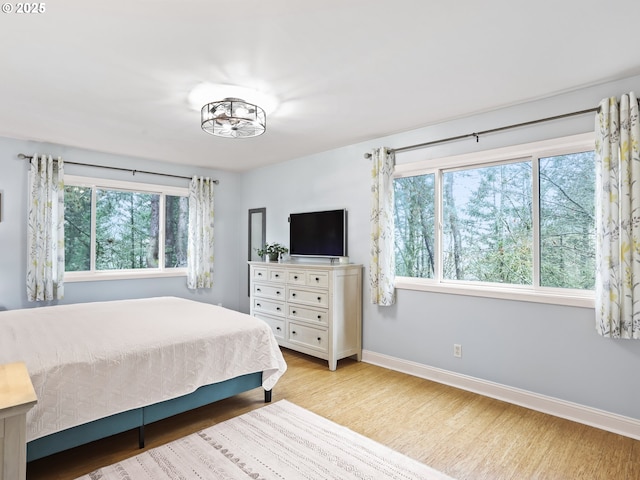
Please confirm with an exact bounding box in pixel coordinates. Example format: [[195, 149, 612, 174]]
[[394, 277, 594, 309], [65, 269, 187, 283]]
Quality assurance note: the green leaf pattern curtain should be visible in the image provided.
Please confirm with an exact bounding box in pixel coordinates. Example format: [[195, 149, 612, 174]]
[[187, 176, 215, 289], [595, 92, 640, 338], [370, 147, 395, 305], [27, 154, 65, 301]]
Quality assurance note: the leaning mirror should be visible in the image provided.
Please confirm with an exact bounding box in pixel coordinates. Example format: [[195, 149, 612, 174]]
[[248, 208, 266, 294]]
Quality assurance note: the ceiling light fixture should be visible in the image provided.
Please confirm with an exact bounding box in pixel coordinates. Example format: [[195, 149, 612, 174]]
[[188, 83, 279, 114], [201, 97, 266, 138]]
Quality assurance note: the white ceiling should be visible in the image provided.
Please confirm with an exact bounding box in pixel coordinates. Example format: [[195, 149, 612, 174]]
[[2, 1, 640, 172]]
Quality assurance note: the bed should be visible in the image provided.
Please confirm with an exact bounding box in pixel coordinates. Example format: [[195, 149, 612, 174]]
[[0, 296, 287, 461]]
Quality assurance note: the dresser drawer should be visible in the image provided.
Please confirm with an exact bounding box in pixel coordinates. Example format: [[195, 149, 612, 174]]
[[253, 283, 285, 300], [288, 305, 328, 325], [254, 314, 285, 340], [253, 298, 285, 317], [286, 270, 307, 285], [269, 269, 286, 282], [252, 267, 268, 281], [288, 288, 329, 308], [306, 271, 329, 288], [288, 322, 328, 353]]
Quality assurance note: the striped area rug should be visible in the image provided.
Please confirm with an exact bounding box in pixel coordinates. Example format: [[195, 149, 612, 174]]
[[77, 399, 453, 480]]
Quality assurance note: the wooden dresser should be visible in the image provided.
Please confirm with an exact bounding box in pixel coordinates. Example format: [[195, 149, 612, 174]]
[[0, 362, 37, 480], [249, 262, 362, 370]]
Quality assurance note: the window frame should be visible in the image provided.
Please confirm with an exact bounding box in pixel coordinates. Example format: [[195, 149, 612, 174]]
[[393, 132, 596, 308], [64, 175, 189, 282]]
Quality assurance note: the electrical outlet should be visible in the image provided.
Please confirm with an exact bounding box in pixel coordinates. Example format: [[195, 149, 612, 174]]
[[453, 344, 462, 358]]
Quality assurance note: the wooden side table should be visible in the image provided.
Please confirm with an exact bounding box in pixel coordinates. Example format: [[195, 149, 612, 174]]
[[0, 362, 37, 480]]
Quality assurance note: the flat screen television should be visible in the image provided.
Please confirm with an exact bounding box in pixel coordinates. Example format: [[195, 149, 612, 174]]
[[289, 209, 347, 258]]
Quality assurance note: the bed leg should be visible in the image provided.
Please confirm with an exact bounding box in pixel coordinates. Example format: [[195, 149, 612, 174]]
[[264, 389, 272, 403], [138, 425, 145, 449]]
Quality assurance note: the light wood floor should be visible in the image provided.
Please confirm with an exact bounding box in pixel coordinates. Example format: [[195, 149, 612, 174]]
[[27, 348, 640, 480]]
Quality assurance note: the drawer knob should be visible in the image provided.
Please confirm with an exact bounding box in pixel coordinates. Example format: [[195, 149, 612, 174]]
[[294, 275, 298, 280], [292, 330, 297, 335], [292, 310, 297, 314], [317, 296, 321, 301], [276, 327, 281, 331], [256, 288, 261, 292], [276, 291, 281, 295], [256, 303, 261, 307], [317, 337, 322, 342], [276, 307, 281, 311], [275, 274, 280, 278], [315, 277, 319, 281], [292, 293, 297, 297], [317, 315, 322, 319], [258, 272, 262, 276]]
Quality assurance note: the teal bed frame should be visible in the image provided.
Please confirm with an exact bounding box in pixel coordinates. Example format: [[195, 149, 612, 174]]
[[27, 371, 270, 462]]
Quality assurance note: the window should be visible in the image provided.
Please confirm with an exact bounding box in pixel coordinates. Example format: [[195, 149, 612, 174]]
[[442, 161, 533, 285], [393, 134, 596, 306], [538, 152, 595, 289], [394, 173, 435, 278], [64, 175, 189, 281]]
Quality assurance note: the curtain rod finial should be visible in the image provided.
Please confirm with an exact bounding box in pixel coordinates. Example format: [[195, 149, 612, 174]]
[[364, 152, 372, 159]]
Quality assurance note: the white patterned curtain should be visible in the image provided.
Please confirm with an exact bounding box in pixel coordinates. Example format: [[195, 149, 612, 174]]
[[595, 92, 640, 338], [370, 147, 396, 305], [27, 154, 65, 301], [187, 176, 215, 289]]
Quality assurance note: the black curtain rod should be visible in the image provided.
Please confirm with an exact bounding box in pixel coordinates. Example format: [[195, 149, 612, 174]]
[[365, 105, 607, 158], [17, 153, 220, 185]]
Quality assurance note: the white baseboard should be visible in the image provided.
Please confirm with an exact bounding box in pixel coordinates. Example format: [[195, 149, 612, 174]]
[[362, 350, 640, 440]]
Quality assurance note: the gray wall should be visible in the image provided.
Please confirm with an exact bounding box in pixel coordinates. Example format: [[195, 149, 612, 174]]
[[238, 74, 640, 420], [0, 137, 243, 311]]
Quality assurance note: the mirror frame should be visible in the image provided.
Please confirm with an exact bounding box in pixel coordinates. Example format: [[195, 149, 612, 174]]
[[248, 207, 266, 295]]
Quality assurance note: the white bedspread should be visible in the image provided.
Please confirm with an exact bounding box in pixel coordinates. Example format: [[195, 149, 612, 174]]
[[0, 296, 287, 441]]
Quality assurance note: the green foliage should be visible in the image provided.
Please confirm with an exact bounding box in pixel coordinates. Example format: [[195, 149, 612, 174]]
[[256, 243, 288, 260], [444, 162, 533, 285], [64, 186, 92, 271], [165, 195, 189, 268], [95, 189, 157, 270], [539, 152, 595, 289], [394, 174, 435, 278]]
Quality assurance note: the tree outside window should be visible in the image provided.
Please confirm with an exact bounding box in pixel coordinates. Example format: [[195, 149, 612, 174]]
[[64, 181, 189, 275], [393, 148, 595, 292]]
